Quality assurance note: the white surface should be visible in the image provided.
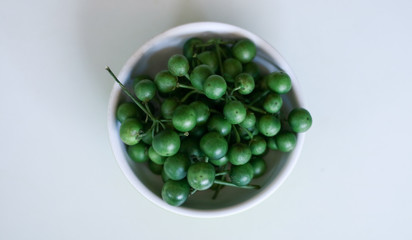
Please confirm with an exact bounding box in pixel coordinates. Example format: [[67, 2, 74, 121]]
[[1, 0, 411, 239]]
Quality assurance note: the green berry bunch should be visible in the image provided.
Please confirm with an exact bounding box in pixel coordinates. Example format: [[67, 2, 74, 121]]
[[106, 37, 312, 207]]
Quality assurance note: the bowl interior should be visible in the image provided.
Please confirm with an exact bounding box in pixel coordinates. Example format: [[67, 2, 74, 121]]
[[108, 22, 304, 217]]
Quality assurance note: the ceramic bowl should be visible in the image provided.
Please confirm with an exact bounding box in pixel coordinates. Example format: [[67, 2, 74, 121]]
[[107, 22, 305, 218]]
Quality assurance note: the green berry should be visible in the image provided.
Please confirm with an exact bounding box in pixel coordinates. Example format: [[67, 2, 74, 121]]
[[288, 108, 312, 133], [232, 39, 256, 63], [267, 72, 292, 94], [127, 142, 149, 163]]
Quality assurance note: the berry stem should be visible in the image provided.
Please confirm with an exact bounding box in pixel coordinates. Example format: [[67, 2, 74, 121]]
[[215, 171, 229, 177], [177, 83, 197, 90], [105, 66, 155, 122], [249, 90, 270, 106], [233, 125, 241, 143], [213, 180, 260, 189], [246, 105, 267, 114], [181, 90, 198, 102]]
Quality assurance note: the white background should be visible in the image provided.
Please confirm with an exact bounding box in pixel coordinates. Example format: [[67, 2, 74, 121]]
[[1, 0, 411, 239]]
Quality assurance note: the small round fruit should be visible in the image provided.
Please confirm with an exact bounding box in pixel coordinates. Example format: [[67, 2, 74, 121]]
[[187, 162, 216, 191], [161, 98, 179, 120], [189, 101, 210, 125], [207, 115, 232, 136], [172, 105, 197, 132], [127, 142, 148, 163], [148, 160, 163, 175], [163, 153, 191, 181], [223, 101, 247, 124], [243, 62, 260, 79], [148, 146, 166, 165], [154, 70, 178, 93], [250, 157, 266, 178], [263, 93, 283, 113], [239, 111, 256, 129], [161, 180, 190, 206], [257, 115, 281, 137], [228, 143, 252, 165], [168, 54, 189, 77], [203, 75, 227, 100], [230, 163, 254, 186], [288, 108, 312, 133], [197, 51, 218, 73], [232, 39, 256, 63], [222, 58, 242, 82], [266, 137, 278, 150], [190, 64, 213, 91], [134, 79, 156, 102], [249, 136, 267, 155], [275, 132, 297, 152], [116, 102, 141, 123], [209, 155, 229, 167], [183, 37, 203, 59], [234, 73, 255, 95], [152, 129, 181, 157], [200, 132, 228, 160], [267, 71, 292, 94], [119, 118, 143, 145]]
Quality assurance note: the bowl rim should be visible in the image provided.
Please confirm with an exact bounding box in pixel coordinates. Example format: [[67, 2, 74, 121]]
[[107, 21, 306, 218]]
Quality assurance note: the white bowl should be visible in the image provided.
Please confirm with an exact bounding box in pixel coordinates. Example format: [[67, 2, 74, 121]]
[[107, 22, 305, 218]]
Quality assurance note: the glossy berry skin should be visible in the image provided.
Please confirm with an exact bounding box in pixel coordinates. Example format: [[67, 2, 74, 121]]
[[267, 72, 292, 94], [249, 157, 266, 178], [168, 54, 189, 77], [222, 58, 243, 82], [190, 64, 213, 91], [134, 79, 156, 102], [203, 75, 227, 100], [243, 62, 260, 79], [187, 162, 216, 191], [223, 101, 247, 124], [183, 37, 203, 59], [232, 39, 256, 63], [275, 131, 297, 152], [127, 142, 149, 163], [263, 93, 283, 114], [148, 146, 165, 165], [266, 137, 278, 150], [230, 163, 254, 186], [189, 101, 210, 126], [257, 115, 281, 137], [161, 98, 179, 120], [119, 118, 143, 145], [172, 105, 197, 132], [152, 129, 181, 157], [116, 102, 141, 123], [154, 70, 178, 93], [288, 108, 312, 133], [163, 153, 191, 181], [209, 155, 229, 167], [161, 179, 190, 206], [207, 115, 232, 136], [200, 132, 228, 160], [148, 160, 163, 175], [197, 51, 218, 73], [228, 143, 252, 165], [179, 137, 204, 160], [239, 111, 256, 130], [249, 135, 267, 155], [234, 73, 255, 95]]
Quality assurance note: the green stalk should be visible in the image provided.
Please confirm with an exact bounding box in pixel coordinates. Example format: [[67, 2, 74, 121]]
[[214, 180, 260, 189], [247, 105, 267, 114], [249, 90, 270, 106], [105, 66, 155, 121]]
